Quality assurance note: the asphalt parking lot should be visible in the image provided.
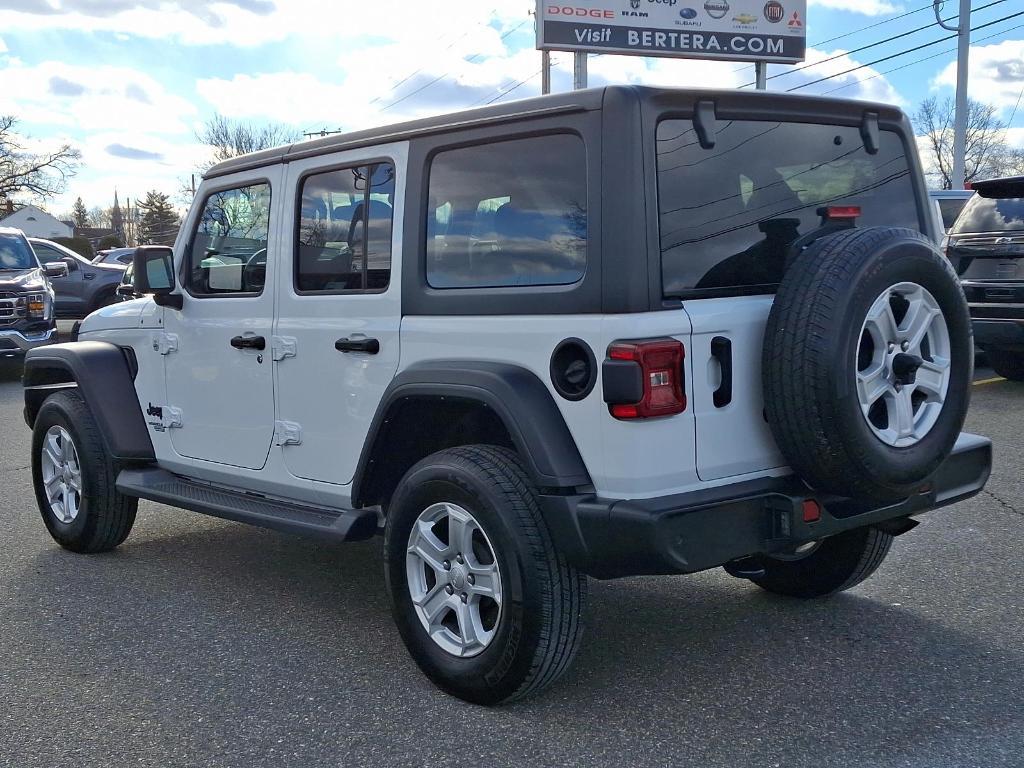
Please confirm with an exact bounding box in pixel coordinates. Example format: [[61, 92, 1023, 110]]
[[0, 352, 1022, 768]]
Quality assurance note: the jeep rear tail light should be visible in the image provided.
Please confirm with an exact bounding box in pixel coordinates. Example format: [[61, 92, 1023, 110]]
[[606, 339, 686, 420]]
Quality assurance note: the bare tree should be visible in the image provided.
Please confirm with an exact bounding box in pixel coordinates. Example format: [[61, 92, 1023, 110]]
[[914, 97, 1019, 189], [87, 206, 111, 229], [0, 115, 81, 201], [197, 113, 300, 171], [180, 114, 301, 203]]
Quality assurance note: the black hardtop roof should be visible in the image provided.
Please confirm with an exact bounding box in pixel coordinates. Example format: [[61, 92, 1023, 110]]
[[204, 85, 907, 180], [971, 175, 1024, 195]]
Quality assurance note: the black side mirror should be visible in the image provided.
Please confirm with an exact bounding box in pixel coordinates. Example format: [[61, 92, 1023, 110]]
[[132, 246, 182, 310], [44, 262, 69, 278], [116, 283, 135, 298], [61, 256, 79, 272]]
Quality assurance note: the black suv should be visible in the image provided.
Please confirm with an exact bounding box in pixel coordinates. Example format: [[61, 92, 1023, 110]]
[[0, 227, 61, 361], [948, 176, 1024, 380]]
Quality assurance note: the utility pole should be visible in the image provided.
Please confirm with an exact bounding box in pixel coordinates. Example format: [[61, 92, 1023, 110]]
[[542, 51, 551, 95], [934, 0, 971, 189], [754, 61, 767, 90], [573, 52, 587, 90]]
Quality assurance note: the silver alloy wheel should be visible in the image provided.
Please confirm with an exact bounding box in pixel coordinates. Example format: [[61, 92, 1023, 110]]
[[40, 425, 83, 524], [406, 502, 503, 658], [856, 282, 951, 448]]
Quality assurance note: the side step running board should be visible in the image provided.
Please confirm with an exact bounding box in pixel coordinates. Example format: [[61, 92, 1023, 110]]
[[116, 467, 378, 543]]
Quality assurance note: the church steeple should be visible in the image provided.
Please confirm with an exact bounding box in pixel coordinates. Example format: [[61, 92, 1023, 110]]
[[111, 190, 124, 238]]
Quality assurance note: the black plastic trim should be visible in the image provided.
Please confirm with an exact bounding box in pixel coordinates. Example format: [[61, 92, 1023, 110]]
[[539, 432, 991, 579], [353, 360, 591, 506], [549, 337, 597, 402], [117, 467, 378, 542], [601, 359, 642, 404], [23, 341, 156, 461]]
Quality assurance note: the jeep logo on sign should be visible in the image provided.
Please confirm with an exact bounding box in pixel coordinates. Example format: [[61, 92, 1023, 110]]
[[704, 0, 729, 19], [764, 0, 784, 22]]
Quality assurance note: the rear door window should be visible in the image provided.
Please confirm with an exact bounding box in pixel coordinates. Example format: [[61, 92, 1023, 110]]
[[657, 119, 919, 297]]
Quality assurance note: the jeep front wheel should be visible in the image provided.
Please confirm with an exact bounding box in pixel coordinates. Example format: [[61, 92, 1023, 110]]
[[384, 445, 586, 705], [32, 390, 137, 553], [988, 349, 1024, 382]]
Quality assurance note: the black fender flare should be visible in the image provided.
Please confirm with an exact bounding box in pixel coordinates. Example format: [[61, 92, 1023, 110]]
[[23, 341, 155, 462], [352, 360, 592, 506]]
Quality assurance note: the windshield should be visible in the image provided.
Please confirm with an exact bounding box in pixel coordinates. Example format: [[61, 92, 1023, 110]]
[[951, 191, 1024, 234], [657, 119, 919, 296], [0, 233, 38, 270]]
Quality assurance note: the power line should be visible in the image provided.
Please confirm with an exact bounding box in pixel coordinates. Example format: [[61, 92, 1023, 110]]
[[377, 17, 530, 113], [820, 21, 1024, 96], [787, 10, 1024, 93], [809, 1, 936, 48], [753, 0, 1007, 86], [368, 4, 502, 106]]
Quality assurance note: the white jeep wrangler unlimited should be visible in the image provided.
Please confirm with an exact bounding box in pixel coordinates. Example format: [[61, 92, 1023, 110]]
[[23, 87, 992, 705]]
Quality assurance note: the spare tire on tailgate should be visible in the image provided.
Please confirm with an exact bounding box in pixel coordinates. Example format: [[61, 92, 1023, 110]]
[[763, 226, 972, 501]]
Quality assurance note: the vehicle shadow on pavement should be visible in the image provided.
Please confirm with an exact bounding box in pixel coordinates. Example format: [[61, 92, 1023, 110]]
[[8, 505, 1022, 767]]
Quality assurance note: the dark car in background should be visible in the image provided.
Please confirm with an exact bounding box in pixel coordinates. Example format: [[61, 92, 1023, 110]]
[[93, 247, 136, 267], [28, 238, 127, 318], [0, 227, 61, 361], [948, 176, 1024, 381]]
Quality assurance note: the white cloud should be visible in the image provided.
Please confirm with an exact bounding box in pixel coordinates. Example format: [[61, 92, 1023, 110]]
[[0, 59, 198, 134], [0, 0, 532, 47], [0, 36, 7, 54], [933, 39, 1024, 113], [769, 47, 904, 105], [809, 0, 899, 16]]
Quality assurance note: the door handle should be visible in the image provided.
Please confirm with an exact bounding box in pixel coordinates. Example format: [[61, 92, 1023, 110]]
[[83, 273, 95, 280], [230, 335, 266, 351], [710, 336, 732, 408], [335, 337, 380, 354]]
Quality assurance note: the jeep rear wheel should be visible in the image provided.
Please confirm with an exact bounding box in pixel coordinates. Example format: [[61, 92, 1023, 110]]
[[384, 445, 586, 705], [763, 227, 973, 500], [31, 390, 137, 553]]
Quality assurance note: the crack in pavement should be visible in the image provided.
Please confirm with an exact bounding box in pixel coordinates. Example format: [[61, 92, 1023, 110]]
[[981, 488, 1024, 519], [0, 465, 30, 474]]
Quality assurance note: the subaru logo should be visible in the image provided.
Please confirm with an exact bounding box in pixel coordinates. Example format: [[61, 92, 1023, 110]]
[[680, 6, 698, 17]]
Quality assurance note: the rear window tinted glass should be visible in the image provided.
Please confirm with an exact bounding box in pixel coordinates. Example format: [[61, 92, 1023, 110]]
[[426, 134, 587, 289], [951, 192, 1024, 234], [657, 120, 918, 297]]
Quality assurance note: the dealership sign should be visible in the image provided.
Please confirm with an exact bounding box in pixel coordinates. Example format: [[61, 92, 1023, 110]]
[[536, 0, 807, 63]]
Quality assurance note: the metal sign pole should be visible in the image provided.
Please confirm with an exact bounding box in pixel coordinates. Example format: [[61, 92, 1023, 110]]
[[754, 61, 767, 90], [542, 51, 551, 95], [573, 52, 587, 90]]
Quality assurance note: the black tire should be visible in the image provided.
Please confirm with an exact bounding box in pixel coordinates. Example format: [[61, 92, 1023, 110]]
[[988, 349, 1024, 382], [384, 445, 586, 705], [31, 390, 137, 553], [749, 527, 893, 598], [763, 226, 973, 500]]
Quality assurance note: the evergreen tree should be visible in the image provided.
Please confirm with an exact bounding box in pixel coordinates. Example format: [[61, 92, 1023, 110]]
[[71, 196, 88, 228], [136, 190, 179, 245]]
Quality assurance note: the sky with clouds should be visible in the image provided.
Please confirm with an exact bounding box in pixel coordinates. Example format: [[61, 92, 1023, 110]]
[[0, 0, 1022, 215]]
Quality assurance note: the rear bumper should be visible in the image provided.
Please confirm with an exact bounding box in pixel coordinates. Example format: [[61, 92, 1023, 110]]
[[539, 433, 992, 579], [0, 327, 57, 357], [972, 318, 1024, 351]]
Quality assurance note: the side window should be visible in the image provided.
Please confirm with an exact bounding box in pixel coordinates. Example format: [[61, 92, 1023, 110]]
[[426, 134, 587, 289], [187, 182, 272, 296], [32, 244, 64, 264], [295, 162, 395, 293]]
